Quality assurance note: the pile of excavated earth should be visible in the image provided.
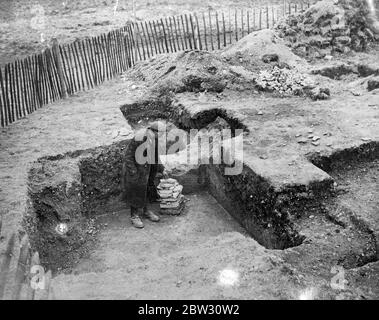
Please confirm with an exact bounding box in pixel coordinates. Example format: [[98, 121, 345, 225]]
[[1, 0, 378, 300]]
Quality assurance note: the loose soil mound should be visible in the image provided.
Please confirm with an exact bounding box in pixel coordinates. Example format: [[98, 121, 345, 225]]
[[126, 50, 256, 96]]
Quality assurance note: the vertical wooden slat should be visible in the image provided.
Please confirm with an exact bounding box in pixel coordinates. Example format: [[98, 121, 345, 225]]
[[229, 9, 232, 44], [169, 17, 177, 52], [26, 56, 37, 112], [59, 45, 73, 95], [266, 5, 269, 29], [33, 55, 42, 109], [68, 43, 80, 92], [45, 49, 60, 101], [139, 22, 150, 58], [9, 63, 16, 122], [189, 14, 196, 50], [247, 10, 250, 34], [0, 67, 7, 127], [160, 19, 170, 53], [235, 9, 238, 41], [259, 7, 262, 30], [172, 16, 182, 52], [73, 42, 85, 90], [52, 39, 67, 98], [144, 21, 155, 56], [222, 12, 226, 47], [195, 14, 202, 51], [180, 15, 188, 50], [89, 38, 99, 85], [241, 9, 245, 37], [215, 11, 220, 50], [79, 40, 92, 89], [202, 13, 208, 51], [152, 21, 162, 54], [148, 21, 159, 54], [14, 60, 23, 118], [208, 10, 213, 51], [185, 14, 192, 50], [20, 59, 30, 115]]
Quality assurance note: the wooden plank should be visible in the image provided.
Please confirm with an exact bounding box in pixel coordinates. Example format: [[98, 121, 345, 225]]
[[14, 60, 23, 118], [1, 66, 9, 125], [259, 7, 262, 30], [164, 18, 174, 52], [246, 10, 250, 34], [20, 59, 30, 115], [78, 40, 92, 89], [208, 10, 213, 51], [229, 9, 232, 44], [18, 60, 27, 117], [215, 11, 220, 50], [52, 39, 67, 98], [45, 49, 60, 101], [202, 13, 208, 51], [184, 15, 192, 50], [241, 9, 244, 37], [4, 63, 14, 124], [222, 12, 226, 47], [0, 67, 7, 127], [68, 43, 80, 91], [169, 17, 177, 52], [89, 38, 100, 85], [139, 22, 150, 58], [25, 56, 37, 112], [108, 31, 116, 76], [189, 14, 196, 50], [9, 63, 16, 122], [235, 9, 238, 41], [144, 21, 155, 56], [72, 42, 85, 91], [0, 233, 16, 299], [125, 27, 135, 67], [180, 15, 188, 50], [152, 20, 162, 54], [174, 16, 184, 51], [195, 14, 202, 50], [159, 19, 169, 53], [266, 5, 269, 29], [148, 21, 159, 55], [33, 55, 42, 109], [59, 45, 73, 94]]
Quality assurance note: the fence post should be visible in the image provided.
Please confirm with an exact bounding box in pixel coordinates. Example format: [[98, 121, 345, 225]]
[[52, 38, 67, 99]]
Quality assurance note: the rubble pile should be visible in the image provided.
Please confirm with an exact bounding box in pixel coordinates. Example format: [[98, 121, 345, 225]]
[[157, 178, 185, 215], [276, 0, 379, 59], [255, 66, 330, 100]]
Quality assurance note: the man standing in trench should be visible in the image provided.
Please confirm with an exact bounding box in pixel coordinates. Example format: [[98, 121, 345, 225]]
[[121, 120, 168, 229]]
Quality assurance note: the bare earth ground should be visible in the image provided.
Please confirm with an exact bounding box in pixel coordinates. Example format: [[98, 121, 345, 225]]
[[0, 0, 287, 66]]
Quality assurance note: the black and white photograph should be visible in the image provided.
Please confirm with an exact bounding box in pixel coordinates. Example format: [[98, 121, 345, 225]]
[[0, 0, 378, 304]]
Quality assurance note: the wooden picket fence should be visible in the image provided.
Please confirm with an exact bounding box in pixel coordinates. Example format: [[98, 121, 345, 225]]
[[0, 1, 310, 128]]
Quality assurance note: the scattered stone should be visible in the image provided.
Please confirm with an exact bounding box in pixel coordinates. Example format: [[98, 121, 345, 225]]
[[309, 87, 330, 101], [297, 138, 308, 144], [257, 111, 263, 115], [312, 136, 320, 142], [262, 53, 279, 63], [361, 137, 371, 142], [312, 141, 320, 146]]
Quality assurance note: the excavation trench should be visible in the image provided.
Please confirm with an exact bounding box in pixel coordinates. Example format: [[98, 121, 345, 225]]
[[23, 102, 378, 274]]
